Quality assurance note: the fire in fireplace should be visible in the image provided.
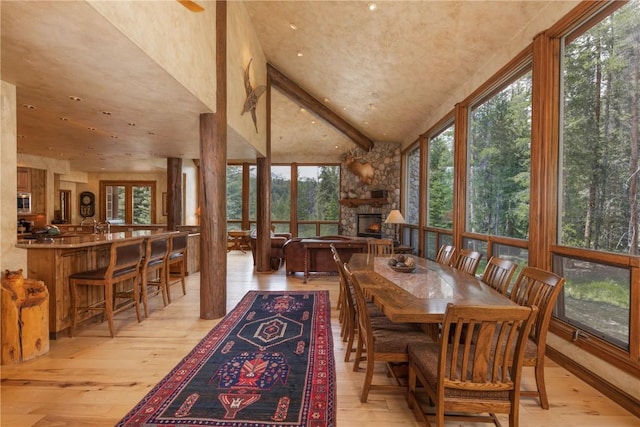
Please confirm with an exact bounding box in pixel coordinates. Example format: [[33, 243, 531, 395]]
[[357, 213, 383, 238]]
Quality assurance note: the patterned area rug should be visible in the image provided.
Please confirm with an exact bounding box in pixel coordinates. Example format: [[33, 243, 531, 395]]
[[117, 291, 335, 427]]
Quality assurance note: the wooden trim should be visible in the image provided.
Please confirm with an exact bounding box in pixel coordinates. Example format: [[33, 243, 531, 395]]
[[241, 162, 250, 230], [546, 345, 640, 417], [550, 319, 640, 378], [529, 32, 560, 270], [545, 0, 621, 39], [452, 103, 467, 250], [290, 163, 298, 235], [550, 244, 634, 268], [267, 63, 374, 152], [460, 231, 529, 250], [418, 135, 427, 258]]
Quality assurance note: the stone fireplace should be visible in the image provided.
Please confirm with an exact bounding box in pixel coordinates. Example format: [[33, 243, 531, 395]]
[[357, 213, 383, 239]]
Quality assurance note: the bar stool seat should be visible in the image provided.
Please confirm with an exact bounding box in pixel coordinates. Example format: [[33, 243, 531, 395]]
[[140, 234, 170, 317], [69, 238, 145, 338], [166, 232, 188, 303]]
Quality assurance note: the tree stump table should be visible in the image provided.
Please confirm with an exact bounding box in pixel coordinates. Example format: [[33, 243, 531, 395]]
[[1, 269, 49, 364]]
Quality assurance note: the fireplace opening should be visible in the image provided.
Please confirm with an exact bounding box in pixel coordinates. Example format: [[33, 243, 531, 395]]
[[357, 213, 383, 239]]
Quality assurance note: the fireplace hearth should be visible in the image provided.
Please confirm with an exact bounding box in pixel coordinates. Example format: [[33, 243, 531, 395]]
[[357, 213, 383, 239]]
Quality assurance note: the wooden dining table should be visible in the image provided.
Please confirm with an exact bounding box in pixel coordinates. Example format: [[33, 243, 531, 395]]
[[347, 253, 515, 324]]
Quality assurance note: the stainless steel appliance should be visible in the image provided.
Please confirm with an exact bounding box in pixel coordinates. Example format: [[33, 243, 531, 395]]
[[17, 192, 31, 214]]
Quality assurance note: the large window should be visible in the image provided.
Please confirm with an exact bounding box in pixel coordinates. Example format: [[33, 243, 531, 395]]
[[405, 146, 420, 226], [467, 72, 532, 239], [297, 166, 340, 237], [227, 165, 243, 230], [271, 165, 291, 230], [427, 124, 455, 229], [557, 1, 640, 349], [100, 181, 155, 224]]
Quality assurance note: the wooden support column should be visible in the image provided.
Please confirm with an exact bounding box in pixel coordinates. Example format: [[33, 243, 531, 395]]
[[255, 73, 273, 273], [167, 157, 183, 230], [199, 0, 227, 319], [256, 157, 271, 272]]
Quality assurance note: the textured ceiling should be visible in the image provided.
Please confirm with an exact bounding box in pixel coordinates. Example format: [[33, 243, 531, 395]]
[[1, 0, 580, 171]]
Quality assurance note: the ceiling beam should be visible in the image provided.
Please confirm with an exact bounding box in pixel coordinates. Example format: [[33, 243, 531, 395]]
[[267, 63, 374, 152]]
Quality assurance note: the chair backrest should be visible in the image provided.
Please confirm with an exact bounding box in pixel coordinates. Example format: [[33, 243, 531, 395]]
[[143, 235, 169, 267], [169, 232, 188, 256], [330, 245, 357, 326], [453, 249, 482, 275], [509, 266, 565, 349], [367, 238, 394, 255], [435, 245, 456, 266], [343, 263, 373, 353], [109, 238, 145, 276], [481, 256, 517, 295], [439, 303, 538, 399]]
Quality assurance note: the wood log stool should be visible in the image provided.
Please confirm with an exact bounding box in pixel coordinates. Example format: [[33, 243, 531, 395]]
[[1, 269, 50, 364]]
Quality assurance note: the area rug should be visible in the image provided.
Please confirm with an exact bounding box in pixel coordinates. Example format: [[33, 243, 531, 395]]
[[117, 290, 335, 427]]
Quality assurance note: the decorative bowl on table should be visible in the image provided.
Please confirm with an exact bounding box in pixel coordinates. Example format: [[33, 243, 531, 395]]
[[387, 255, 416, 273], [389, 264, 416, 273]]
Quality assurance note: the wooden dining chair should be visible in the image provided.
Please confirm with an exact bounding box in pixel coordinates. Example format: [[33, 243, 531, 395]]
[[508, 266, 565, 409], [481, 256, 518, 295], [166, 232, 188, 303], [407, 303, 538, 427], [367, 238, 394, 255], [330, 244, 386, 363], [435, 244, 456, 266], [452, 248, 482, 275], [69, 238, 145, 338], [139, 234, 170, 317], [344, 263, 430, 403]]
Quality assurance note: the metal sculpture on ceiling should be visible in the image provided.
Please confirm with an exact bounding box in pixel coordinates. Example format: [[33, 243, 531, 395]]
[[242, 58, 266, 133]]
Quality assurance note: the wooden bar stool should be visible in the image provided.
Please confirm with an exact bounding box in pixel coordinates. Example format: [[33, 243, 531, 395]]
[[68, 238, 145, 338], [166, 232, 188, 303], [140, 234, 170, 317]]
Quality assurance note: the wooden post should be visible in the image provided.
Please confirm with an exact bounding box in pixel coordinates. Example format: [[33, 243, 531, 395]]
[[167, 157, 183, 231], [1, 270, 49, 364], [199, 0, 227, 319]]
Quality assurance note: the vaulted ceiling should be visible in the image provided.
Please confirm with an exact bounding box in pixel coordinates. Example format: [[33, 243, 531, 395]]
[[1, 0, 581, 172]]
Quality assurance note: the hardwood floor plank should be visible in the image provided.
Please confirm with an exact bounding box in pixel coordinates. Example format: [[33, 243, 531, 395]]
[[0, 252, 636, 426]]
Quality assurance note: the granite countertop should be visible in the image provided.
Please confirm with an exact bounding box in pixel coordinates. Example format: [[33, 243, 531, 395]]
[[15, 229, 176, 249]]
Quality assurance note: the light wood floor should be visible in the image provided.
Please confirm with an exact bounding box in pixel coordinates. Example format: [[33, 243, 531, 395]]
[[1, 251, 637, 426]]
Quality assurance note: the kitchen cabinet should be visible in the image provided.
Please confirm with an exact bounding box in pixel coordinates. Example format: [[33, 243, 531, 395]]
[[17, 168, 31, 192]]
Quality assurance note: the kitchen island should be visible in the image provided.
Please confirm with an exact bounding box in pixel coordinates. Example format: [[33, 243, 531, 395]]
[[15, 230, 178, 338]]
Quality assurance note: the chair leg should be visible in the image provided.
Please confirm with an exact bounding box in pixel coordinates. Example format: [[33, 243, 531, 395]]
[[133, 275, 142, 323], [360, 357, 375, 403], [69, 280, 77, 337], [179, 261, 186, 295], [104, 282, 115, 338], [140, 273, 149, 318], [165, 267, 172, 304], [353, 336, 364, 372], [160, 266, 169, 306], [535, 362, 549, 409]]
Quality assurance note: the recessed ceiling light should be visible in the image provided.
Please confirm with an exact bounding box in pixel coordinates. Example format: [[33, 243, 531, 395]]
[[311, 120, 316, 124], [364, 121, 369, 125], [48, 146, 53, 150], [69, 96, 82, 101], [300, 108, 306, 113], [87, 146, 95, 150], [297, 51, 303, 57], [22, 104, 35, 109], [128, 122, 136, 126], [368, 2, 377, 11], [102, 111, 112, 115], [324, 97, 330, 103], [289, 23, 297, 30], [148, 131, 155, 135], [17, 135, 25, 138], [88, 127, 96, 131], [110, 135, 118, 138], [125, 152, 132, 156], [59, 117, 69, 121]]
